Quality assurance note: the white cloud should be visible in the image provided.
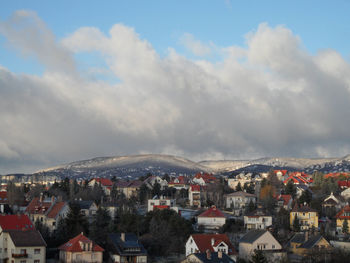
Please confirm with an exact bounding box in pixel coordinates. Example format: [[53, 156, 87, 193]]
[[179, 33, 213, 56], [1, 12, 350, 173]]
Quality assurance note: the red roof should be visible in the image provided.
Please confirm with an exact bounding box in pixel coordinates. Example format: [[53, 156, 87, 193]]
[[335, 205, 350, 220], [274, 170, 288, 176], [91, 178, 113, 187], [154, 205, 170, 210], [276, 194, 292, 206], [191, 233, 237, 255], [325, 173, 350, 179], [198, 206, 225, 218], [0, 214, 34, 230], [191, 185, 201, 191], [25, 197, 52, 215], [59, 233, 104, 252], [338, 180, 350, 188], [0, 192, 8, 203], [46, 202, 66, 219]]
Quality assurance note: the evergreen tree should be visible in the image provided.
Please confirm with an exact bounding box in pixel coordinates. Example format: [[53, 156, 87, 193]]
[[251, 249, 268, 263], [236, 182, 242, 191], [152, 182, 161, 197], [298, 190, 312, 205], [65, 203, 89, 239], [342, 219, 349, 234], [285, 180, 296, 198], [90, 207, 111, 247]]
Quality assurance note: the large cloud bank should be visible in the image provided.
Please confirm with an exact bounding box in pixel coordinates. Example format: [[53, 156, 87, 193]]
[[1, 11, 350, 173]]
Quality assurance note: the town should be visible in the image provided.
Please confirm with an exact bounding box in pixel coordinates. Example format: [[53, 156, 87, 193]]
[[0, 169, 350, 263]]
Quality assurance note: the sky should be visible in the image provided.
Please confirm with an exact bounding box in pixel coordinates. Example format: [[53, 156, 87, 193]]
[[1, 1, 350, 174]]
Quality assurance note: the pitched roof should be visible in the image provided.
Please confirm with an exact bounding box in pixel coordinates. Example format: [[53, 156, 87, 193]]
[[198, 206, 225, 218], [276, 194, 292, 206], [74, 200, 95, 210], [239, 230, 267, 243], [191, 233, 237, 255], [46, 202, 66, 219], [291, 203, 317, 213], [59, 233, 104, 252], [225, 191, 256, 198], [299, 234, 326, 249], [108, 233, 147, 256], [7, 230, 46, 247], [25, 197, 53, 215], [289, 233, 305, 244], [91, 178, 113, 186], [335, 205, 350, 219], [0, 214, 34, 230], [190, 252, 235, 263]]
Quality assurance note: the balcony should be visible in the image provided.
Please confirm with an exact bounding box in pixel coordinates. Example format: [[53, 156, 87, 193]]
[[12, 253, 28, 258]]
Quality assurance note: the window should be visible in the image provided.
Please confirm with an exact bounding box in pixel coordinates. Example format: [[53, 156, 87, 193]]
[[52, 222, 56, 226], [34, 261, 40, 263], [34, 249, 40, 254], [272, 245, 275, 249], [20, 249, 26, 254]]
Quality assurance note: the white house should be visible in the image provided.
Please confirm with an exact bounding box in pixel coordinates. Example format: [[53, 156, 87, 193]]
[[224, 191, 256, 216], [244, 207, 273, 230], [197, 206, 226, 231], [88, 178, 113, 196], [189, 185, 201, 208], [147, 196, 178, 213], [239, 230, 282, 262], [341, 187, 350, 200], [185, 233, 237, 259], [143, 175, 168, 190]]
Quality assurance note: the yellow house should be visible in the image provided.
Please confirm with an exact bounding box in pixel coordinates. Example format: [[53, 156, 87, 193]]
[[335, 205, 350, 233], [288, 233, 331, 256], [290, 204, 318, 231]]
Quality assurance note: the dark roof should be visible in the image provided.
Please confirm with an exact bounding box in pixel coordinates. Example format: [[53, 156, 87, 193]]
[[74, 200, 95, 210], [6, 230, 46, 247], [291, 204, 317, 213], [299, 234, 325, 249], [289, 233, 305, 244], [191, 252, 235, 263], [239, 230, 267, 243], [108, 233, 147, 256]]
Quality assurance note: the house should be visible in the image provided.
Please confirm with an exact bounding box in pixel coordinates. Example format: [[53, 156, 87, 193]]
[[227, 173, 253, 190], [244, 206, 272, 230], [73, 200, 98, 223], [143, 175, 168, 190], [322, 192, 346, 215], [168, 176, 189, 190], [89, 178, 113, 196], [283, 172, 313, 186], [338, 180, 350, 189], [59, 232, 104, 263], [341, 187, 350, 200], [335, 205, 350, 234], [193, 173, 217, 186], [25, 195, 69, 232], [275, 194, 293, 211], [238, 230, 283, 262], [224, 191, 256, 216], [115, 180, 144, 198], [295, 184, 312, 198], [185, 233, 237, 258], [147, 196, 178, 213], [0, 191, 12, 214], [273, 170, 288, 181], [189, 185, 201, 208], [287, 232, 331, 256], [101, 203, 119, 219], [0, 214, 46, 263], [107, 233, 147, 263], [290, 203, 318, 231], [182, 251, 235, 263], [197, 206, 226, 231]]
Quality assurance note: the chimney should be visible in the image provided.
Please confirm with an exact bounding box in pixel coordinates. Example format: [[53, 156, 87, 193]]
[[121, 233, 125, 242], [211, 238, 215, 246], [305, 231, 309, 241], [206, 249, 211, 260], [51, 196, 55, 203], [218, 250, 223, 259], [39, 193, 43, 203]]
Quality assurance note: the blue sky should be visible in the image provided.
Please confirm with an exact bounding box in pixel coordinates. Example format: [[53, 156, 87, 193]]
[[1, 1, 350, 173], [1, 1, 350, 75]]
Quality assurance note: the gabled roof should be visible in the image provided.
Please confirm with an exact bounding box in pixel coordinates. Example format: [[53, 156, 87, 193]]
[[338, 180, 350, 188], [25, 197, 53, 215], [225, 191, 256, 198], [46, 202, 67, 219], [239, 230, 267, 244], [291, 203, 317, 213], [299, 234, 326, 249], [335, 205, 350, 219], [59, 233, 104, 252], [190, 233, 237, 255], [115, 180, 143, 188], [0, 214, 34, 230], [289, 233, 305, 244], [74, 200, 96, 210], [190, 252, 235, 263], [91, 178, 113, 187], [108, 233, 147, 256], [7, 229, 46, 247], [198, 206, 225, 218]]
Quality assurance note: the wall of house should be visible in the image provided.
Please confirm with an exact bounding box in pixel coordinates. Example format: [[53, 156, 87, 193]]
[[244, 216, 273, 230], [7, 237, 45, 263], [60, 251, 103, 263], [198, 217, 226, 229], [185, 237, 199, 256], [290, 212, 318, 230]]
